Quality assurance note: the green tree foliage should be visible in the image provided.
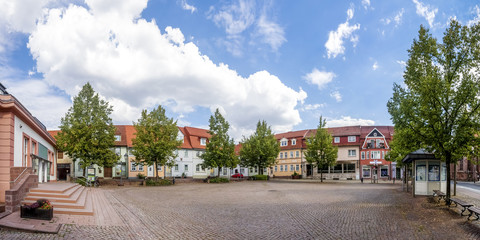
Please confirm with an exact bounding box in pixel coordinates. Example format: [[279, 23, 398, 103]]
[[132, 105, 182, 180], [305, 116, 338, 182], [387, 20, 480, 200], [201, 109, 237, 177], [240, 120, 280, 175], [56, 83, 119, 174]]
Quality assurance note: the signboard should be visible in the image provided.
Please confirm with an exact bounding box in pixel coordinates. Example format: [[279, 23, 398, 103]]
[[370, 160, 380, 165], [87, 167, 96, 182]]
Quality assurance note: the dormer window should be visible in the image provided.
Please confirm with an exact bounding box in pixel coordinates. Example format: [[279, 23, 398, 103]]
[[348, 136, 356, 142], [280, 138, 288, 146], [291, 139, 296, 145], [334, 137, 340, 143], [115, 135, 121, 141], [200, 138, 207, 145]]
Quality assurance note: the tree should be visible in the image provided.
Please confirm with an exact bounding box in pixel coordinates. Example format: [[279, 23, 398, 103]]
[[304, 116, 338, 182], [240, 120, 280, 175], [132, 105, 182, 181], [201, 109, 237, 177], [387, 20, 480, 201], [56, 83, 119, 175]]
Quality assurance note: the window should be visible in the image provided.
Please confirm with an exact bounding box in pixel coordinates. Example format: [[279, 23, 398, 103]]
[[296, 165, 299, 171], [296, 151, 299, 157], [332, 164, 342, 173], [361, 152, 365, 160], [31, 141, 36, 155], [382, 151, 385, 159], [240, 168, 245, 174], [115, 135, 121, 141], [344, 163, 355, 173], [334, 137, 340, 143], [290, 152, 293, 158], [348, 150, 356, 157], [380, 166, 389, 177], [318, 165, 329, 173], [254, 167, 258, 173], [367, 151, 370, 159], [281, 139, 288, 146], [131, 162, 136, 171], [185, 164, 189, 171], [363, 166, 371, 178], [196, 164, 202, 172], [376, 139, 383, 148], [348, 136, 356, 142], [157, 165, 162, 171], [174, 164, 179, 171], [280, 165, 283, 171], [223, 168, 227, 175], [24, 137, 29, 166], [371, 151, 380, 159], [200, 138, 207, 145], [291, 139, 296, 145], [275, 166, 278, 172], [290, 165, 294, 171], [138, 164, 144, 171], [58, 151, 64, 159], [280, 153, 283, 159]]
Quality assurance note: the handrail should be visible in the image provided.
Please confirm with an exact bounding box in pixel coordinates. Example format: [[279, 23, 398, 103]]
[[11, 167, 29, 184]]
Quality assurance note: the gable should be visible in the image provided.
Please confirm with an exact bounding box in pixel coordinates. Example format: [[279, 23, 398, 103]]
[[367, 129, 384, 138]]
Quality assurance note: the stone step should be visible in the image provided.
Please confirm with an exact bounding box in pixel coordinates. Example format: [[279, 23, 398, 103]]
[[29, 183, 78, 194], [25, 186, 85, 203], [53, 189, 93, 216], [22, 187, 88, 209], [27, 184, 83, 199]]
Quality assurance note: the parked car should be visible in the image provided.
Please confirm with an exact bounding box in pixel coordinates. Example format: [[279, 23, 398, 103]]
[[231, 173, 243, 178]]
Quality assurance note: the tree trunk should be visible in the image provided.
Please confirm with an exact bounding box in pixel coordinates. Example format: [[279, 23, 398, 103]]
[[446, 152, 451, 203], [217, 166, 221, 177], [155, 161, 158, 181], [320, 170, 323, 183], [454, 163, 456, 196]]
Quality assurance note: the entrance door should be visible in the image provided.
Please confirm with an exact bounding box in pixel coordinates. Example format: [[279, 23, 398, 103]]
[[57, 164, 70, 180], [373, 168, 378, 180], [104, 167, 112, 178], [306, 164, 312, 177], [148, 165, 154, 177]]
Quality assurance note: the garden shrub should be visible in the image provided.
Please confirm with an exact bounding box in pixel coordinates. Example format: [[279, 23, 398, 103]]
[[145, 178, 172, 186], [252, 175, 268, 180], [208, 177, 230, 183], [137, 173, 146, 179]]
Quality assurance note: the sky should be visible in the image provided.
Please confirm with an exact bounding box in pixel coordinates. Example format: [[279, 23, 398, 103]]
[[1, 0, 479, 141]]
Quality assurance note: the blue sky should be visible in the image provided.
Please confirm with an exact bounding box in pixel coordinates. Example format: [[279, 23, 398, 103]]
[[1, 0, 479, 140]]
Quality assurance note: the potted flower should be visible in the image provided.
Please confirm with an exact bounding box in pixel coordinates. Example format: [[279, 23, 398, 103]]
[[21, 199, 53, 220], [291, 171, 301, 179]]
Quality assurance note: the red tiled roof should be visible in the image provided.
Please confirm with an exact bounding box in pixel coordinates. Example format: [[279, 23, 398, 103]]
[[48, 130, 60, 139], [184, 127, 210, 149], [275, 130, 310, 140]]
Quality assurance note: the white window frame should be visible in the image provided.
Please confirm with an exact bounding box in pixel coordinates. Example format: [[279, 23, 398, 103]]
[[361, 152, 365, 160], [291, 139, 296, 145], [290, 152, 293, 158], [131, 162, 137, 171], [348, 136, 356, 142], [348, 149, 356, 157], [296, 151, 299, 157], [280, 165, 283, 171], [174, 164, 179, 171], [334, 137, 340, 143], [200, 138, 207, 146], [275, 166, 278, 172], [371, 151, 380, 159], [138, 164, 144, 171], [157, 165, 162, 171], [281, 140, 288, 146], [115, 135, 121, 141], [290, 165, 294, 171]]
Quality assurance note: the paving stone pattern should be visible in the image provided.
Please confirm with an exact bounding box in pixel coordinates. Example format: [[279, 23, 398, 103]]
[[1, 181, 480, 239]]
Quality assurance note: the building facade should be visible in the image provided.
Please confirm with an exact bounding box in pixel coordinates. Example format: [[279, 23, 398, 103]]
[[359, 127, 395, 181], [0, 84, 57, 202]]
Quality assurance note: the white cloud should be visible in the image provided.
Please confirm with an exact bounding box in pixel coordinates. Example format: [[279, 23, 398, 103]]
[[381, 9, 404, 28], [396, 60, 406, 66], [362, 0, 370, 10], [303, 68, 336, 89], [180, 0, 196, 13], [468, 5, 480, 27], [412, 0, 437, 28], [301, 103, 325, 111], [326, 116, 375, 127], [255, 15, 286, 51], [325, 6, 360, 59], [330, 91, 342, 102], [27, 1, 306, 139], [372, 61, 379, 70], [208, 0, 285, 55]]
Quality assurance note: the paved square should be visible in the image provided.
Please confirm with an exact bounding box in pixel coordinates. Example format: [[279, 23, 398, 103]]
[[1, 181, 480, 239]]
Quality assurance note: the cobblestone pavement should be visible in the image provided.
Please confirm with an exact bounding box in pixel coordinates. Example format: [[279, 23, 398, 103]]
[[2, 181, 480, 239]]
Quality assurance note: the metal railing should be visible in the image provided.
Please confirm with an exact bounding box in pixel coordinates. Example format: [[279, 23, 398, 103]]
[[11, 167, 29, 185]]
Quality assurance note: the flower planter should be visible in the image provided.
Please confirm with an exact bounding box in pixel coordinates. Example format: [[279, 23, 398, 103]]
[[21, 206, 53, 220], [292, 175, 302, 179]]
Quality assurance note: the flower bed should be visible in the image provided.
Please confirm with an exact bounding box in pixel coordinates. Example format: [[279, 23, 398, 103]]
[[21, 199, 53, 220]]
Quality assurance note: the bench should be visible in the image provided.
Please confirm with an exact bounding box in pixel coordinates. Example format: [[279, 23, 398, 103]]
[[449, 198, 473, 216], [432, 190, 446, 201], [468, 207, 480, 221]]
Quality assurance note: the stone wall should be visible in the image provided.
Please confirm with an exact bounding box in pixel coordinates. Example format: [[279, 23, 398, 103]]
[[5, 168, 37, 213]]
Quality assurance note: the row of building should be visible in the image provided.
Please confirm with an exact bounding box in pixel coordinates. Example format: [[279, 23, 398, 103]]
[[1, 83, 477, 205]]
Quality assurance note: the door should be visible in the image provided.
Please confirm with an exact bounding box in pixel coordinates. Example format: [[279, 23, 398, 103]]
[[148, 165, 154, 177], [306, 164, 312, 177], [104, 167, 112, 178], [57, 164, 70, 180]]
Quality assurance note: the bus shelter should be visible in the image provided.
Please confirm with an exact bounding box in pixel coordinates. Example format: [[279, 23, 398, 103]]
[[402, 149, 446, 196]]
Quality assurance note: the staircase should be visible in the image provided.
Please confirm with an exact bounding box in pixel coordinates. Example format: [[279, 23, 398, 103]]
[[22, 183, 93, 216]]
